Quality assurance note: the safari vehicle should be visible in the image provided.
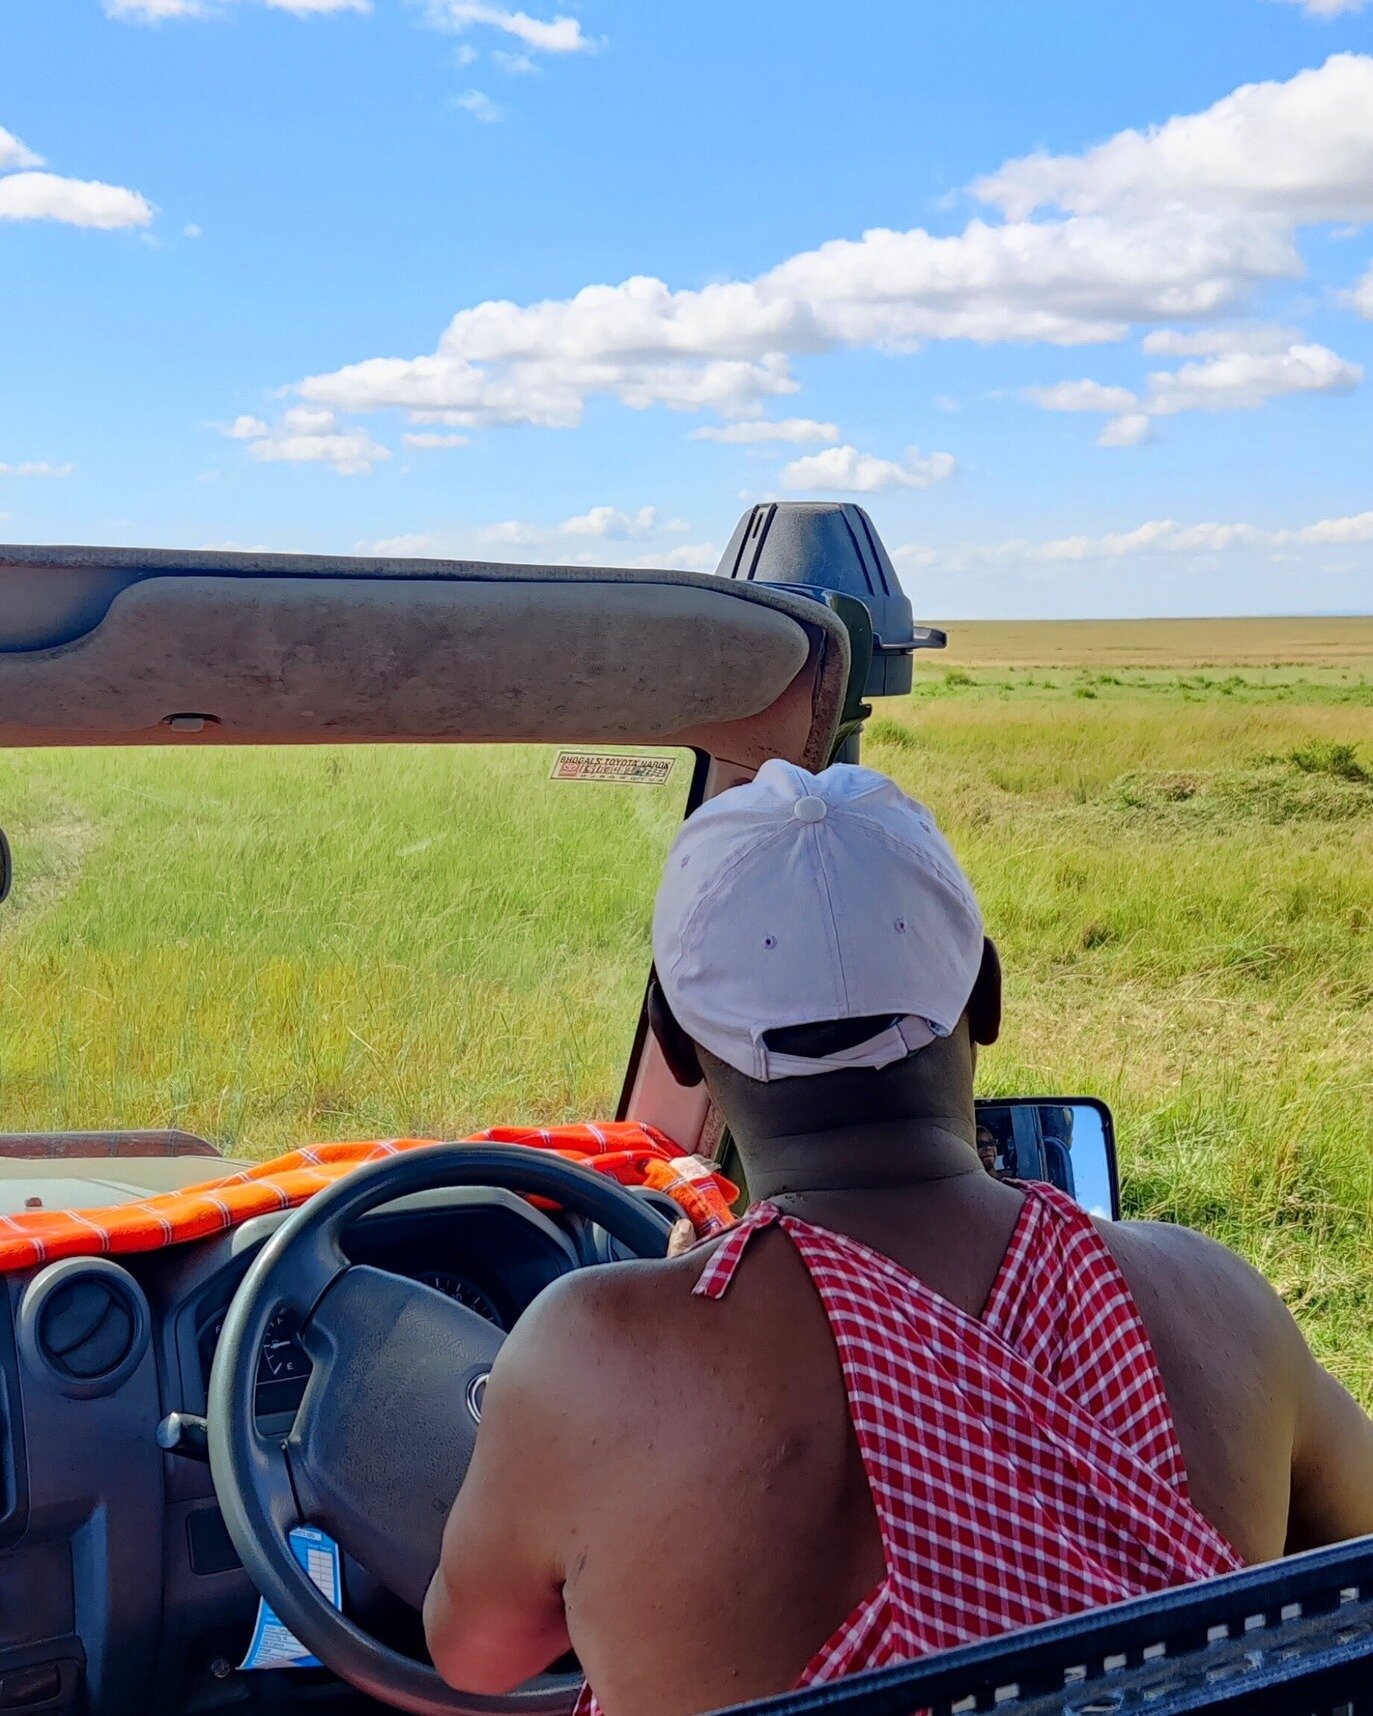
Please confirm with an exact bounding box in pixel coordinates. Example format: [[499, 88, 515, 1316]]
[[0, 505, 1369, 1716]]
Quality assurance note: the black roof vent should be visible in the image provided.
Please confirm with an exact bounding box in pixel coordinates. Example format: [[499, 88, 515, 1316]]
[[717, 502, 945, 697]]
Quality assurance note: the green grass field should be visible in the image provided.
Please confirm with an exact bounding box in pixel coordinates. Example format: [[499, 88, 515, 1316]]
[[2, 617, 1371, 1397]]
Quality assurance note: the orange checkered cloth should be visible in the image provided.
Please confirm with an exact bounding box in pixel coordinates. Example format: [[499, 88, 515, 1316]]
[[0, 1122, 737, 1274]]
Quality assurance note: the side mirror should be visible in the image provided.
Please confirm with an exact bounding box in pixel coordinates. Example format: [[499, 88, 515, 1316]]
[[973, 1098, 1119, 1220], [0, 827, 10, 904]]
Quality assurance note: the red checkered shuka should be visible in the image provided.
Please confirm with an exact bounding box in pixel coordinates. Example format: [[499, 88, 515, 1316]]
[[575, 1180, 1241, 1713]]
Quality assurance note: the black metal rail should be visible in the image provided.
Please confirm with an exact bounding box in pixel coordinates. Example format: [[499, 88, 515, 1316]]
[[707, 1536, 1373, 1716]]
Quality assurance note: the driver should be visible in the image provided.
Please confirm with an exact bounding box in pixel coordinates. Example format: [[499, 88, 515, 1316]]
[[424, 761, 1373, 1716]]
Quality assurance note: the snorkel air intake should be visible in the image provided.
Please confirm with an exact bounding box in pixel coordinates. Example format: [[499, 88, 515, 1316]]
[[716, 502, 944, 699], [716, 502, 945, 760]]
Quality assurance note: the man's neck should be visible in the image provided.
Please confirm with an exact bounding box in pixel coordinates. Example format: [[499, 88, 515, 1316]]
[[743, 1118, 980, 1200], [700, 1026, 983, 1202]]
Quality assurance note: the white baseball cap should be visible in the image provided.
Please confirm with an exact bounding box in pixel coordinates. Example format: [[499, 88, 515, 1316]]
[[652, 760, 984, 1082]]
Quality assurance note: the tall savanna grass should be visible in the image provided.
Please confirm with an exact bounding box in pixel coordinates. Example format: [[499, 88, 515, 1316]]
[[869, 632, 1372, 1398], [0, 746, 687, 1145]]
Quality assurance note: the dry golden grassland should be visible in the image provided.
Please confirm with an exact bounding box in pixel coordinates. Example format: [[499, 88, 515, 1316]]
[[1, 616, 1370, 1395], [942, 615, 1373, 670]]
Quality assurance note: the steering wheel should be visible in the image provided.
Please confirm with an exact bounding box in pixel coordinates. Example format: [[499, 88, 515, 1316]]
[[207, 1145, 673, 1716]]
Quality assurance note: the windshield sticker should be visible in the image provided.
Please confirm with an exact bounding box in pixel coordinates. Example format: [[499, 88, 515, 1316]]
[[551, 751, 676, 786], [239, 1525, 343, 1671]]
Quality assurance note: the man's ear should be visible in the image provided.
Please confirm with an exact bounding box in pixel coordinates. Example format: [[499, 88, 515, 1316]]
[[647, 974, 703, 1088], [967, 937, 1002, 1046]]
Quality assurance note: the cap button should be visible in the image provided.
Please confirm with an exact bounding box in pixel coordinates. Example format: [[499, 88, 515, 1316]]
[[793, 795, 828, 824]]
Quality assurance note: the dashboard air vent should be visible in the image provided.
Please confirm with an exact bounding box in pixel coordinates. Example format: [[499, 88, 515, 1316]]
[[18, 1259, 150, 1398]]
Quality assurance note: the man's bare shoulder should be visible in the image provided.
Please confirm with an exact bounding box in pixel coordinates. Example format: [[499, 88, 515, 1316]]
[[491, 1244, 731, 1400], [1096, 1215, 1303, 1372], [1089, 1213, 1373, 1556], [491, 1227, 827, 1469], [1101, 1213, 1275, 1287]]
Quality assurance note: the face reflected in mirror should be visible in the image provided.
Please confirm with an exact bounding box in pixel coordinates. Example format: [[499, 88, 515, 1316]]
[[973, 1100, 1117, 1220]]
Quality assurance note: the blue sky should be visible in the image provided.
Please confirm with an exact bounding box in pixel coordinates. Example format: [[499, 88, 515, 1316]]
[[3, 0, 1373, 617]]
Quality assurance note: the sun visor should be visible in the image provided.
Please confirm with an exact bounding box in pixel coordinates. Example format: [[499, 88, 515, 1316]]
[[0, 551, 849, 767]]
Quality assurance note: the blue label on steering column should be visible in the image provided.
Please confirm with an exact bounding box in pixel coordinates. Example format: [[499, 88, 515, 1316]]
[[240, 1526, 343, 1671]]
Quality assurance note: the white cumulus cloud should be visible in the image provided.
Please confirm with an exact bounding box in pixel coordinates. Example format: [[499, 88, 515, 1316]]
[[559, 504, 665, 539], [1140, 323, 1300, 356], [1, 120, 153, 228], [1348, 262, 1373, 318], [1030, 336, 1362, 444], [422, 2, 595, 52], [257, 56, 1373, 439], [454, 89, 503, 122], [1276, 0, 1369, 15], [1032, 511, 1373, 560], [1144, 341, 1362, 414], [223, 408, 389, 474], [976, 53, 1373, 223], [691, 418, 840, 444], [0, 171, 153, 229], [1293, 509, 1373, 541], [780, 445, 956, 494], [1027, 379, 1140, 414], [289, 208, 1315, 430], [901, 507, 1373, 572], [105, 0, 203, 14], [403, 430, 471, 447], [369, 533, 443, 557], [639, 542, 719, 572], [0, 461, 74, 477], [479, 504, 678, 545], [0, 126, 43, 171], [1096, 413, 1154, 447], [366, 524, 717, 572]]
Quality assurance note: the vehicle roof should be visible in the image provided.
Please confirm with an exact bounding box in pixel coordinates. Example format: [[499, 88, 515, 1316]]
[[0, 545, 852, 770]]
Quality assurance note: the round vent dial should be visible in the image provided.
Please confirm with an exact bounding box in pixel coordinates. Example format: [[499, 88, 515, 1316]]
[[19, 1258, 150, 1398]]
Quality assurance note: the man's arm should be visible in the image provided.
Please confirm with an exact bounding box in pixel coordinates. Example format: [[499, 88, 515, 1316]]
[[1287, 1344, 1373, 1552], [422, 1287, 577, 1694], [1104, 1216, 1373, 1559], [424, 1226, 696, 1692]]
